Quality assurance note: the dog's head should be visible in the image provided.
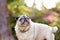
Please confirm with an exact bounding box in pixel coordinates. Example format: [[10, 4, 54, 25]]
[[16, 15, 30, 27]]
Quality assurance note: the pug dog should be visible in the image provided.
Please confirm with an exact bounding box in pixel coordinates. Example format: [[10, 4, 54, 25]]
[[15, 15, 58, 40]]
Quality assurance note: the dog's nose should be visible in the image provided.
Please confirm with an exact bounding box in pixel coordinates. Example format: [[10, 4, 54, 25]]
[[24, 18, 27, 22]]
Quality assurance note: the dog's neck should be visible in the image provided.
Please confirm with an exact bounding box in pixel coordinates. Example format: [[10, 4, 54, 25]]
[[17, 24, 31, 33]]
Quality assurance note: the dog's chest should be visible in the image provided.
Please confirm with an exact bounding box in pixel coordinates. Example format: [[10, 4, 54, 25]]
[[18, 27, 35, 40]]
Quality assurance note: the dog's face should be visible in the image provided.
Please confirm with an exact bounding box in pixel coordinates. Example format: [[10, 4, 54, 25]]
[[16, 15, 30, 27]]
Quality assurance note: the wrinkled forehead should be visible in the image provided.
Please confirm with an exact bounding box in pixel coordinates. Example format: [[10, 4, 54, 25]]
[[18, 15, 28, 20]]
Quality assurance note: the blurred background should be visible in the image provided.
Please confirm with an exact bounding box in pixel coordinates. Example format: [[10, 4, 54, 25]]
[[8, 0, 60, 40]]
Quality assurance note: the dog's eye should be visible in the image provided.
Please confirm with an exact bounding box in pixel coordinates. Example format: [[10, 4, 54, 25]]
[[19, 19, 21, 21], [19, 18, 23, 21]]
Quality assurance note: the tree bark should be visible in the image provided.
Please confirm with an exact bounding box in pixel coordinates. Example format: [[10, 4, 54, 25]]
[[0, 0, 15, 40]]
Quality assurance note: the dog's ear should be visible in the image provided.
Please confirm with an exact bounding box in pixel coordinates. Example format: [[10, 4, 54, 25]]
[[15, 16, 19, 21]]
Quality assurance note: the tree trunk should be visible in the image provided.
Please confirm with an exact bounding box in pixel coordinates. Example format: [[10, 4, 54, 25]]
[[0, 0, 15, 40]]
